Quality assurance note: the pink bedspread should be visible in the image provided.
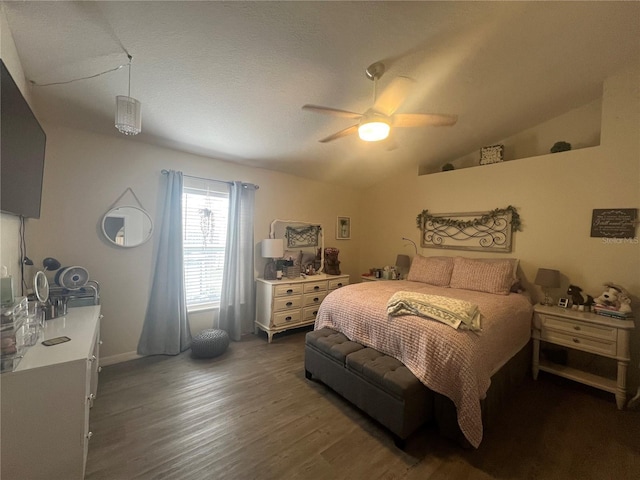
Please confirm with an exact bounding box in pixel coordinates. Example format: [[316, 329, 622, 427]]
[[314, 280, 533, 447]]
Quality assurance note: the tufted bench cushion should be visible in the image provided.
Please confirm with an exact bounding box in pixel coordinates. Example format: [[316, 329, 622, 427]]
[[346, 348, 425, 400], [191, 329, 230, 358], [305, 327, 364, 364]]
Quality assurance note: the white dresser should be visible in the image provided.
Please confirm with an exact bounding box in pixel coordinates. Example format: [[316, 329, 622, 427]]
[[255, 274, 349, 342], [1, 305, 101, 479]]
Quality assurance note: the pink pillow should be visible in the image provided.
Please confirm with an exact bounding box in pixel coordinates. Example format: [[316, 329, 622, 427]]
[[449, 257, 514, 295], [407, 255, 454, 287]]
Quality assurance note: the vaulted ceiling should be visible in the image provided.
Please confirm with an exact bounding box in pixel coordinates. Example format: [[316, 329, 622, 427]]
[[3, 1, 639, 187]]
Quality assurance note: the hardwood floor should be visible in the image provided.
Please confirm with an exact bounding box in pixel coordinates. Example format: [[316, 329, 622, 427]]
[[86, 329, 640, 479]]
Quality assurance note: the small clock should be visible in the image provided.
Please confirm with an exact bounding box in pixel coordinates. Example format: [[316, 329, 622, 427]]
[[480, 144, 504, 165]]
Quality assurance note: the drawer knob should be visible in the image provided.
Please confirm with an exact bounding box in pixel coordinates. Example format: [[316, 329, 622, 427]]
[[86, 431, 93, 440], [285, 316, 292, 321], [98, 366, 103, 373], [336, 283, 343, 287], [573, 326, 581, 331], [312, 311, 318, 316], [572, 338, 580, 343], [88, 393, 96, 401], [286, 289, 293, 294], [89, 355, 97, 362], [313, 297, 319, 302], [286, 302, 293, 307], [313, 286, 320, 291]]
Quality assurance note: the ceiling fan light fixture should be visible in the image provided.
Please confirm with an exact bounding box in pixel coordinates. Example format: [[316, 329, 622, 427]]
[[358, 119, 390, 142]]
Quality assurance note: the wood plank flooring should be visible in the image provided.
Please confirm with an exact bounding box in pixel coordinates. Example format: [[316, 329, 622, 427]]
[[86, 328, 640, 479]]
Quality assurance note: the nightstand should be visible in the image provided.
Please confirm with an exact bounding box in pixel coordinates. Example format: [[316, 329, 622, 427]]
[[532, 303, 635, 409]]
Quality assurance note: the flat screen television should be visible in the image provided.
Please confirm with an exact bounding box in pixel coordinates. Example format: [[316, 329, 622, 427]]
[[1, 59, 46, 219]]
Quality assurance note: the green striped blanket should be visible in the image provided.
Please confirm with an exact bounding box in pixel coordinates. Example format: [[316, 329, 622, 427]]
[[387, 291, 482, 330]]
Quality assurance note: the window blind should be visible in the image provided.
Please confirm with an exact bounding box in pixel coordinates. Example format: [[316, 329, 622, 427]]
[[182, 183, 229, 309]]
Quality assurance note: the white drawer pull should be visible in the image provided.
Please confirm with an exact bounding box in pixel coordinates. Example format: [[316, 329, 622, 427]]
[[98, 366, 103, 373], [86, 431, 93, 440], [88, 393, 96, 401]]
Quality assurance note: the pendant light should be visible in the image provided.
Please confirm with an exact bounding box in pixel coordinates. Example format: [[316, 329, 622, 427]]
[[115, 54, 141, 135]]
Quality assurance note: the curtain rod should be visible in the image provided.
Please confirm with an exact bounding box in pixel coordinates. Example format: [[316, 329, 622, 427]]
[[161, 169, 259, 190]]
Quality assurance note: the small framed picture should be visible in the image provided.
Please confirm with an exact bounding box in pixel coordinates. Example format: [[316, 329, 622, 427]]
[[558, 298, 569, 308], [480, 144, 504, 165], [336, 216, 351, 240]]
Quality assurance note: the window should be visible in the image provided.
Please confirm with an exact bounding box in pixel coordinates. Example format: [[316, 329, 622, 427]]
[[182, 179, 229, 310]]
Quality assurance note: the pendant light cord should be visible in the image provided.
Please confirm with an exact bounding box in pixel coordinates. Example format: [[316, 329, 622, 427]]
[[29, 52, 133, 88], [127, 54, 132, 97]]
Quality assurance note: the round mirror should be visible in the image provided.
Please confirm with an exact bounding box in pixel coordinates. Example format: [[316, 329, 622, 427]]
[[102, 206, 153, 248], [34, 270, 49, 303]]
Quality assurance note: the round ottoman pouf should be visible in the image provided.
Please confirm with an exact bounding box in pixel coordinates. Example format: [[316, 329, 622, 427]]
[[191, 329, 230, 358]]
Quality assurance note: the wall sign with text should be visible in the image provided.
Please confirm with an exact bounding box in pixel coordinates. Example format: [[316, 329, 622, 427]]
[[590, 208, 638, 238]]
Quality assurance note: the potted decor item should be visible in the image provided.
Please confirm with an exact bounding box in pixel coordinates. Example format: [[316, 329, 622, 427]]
[[324, 248, 341, 275], [550, 141, 571, 153]]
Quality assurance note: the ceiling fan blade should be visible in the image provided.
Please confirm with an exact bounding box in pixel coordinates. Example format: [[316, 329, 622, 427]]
[[319, 124, 359, 143], [302, 104, 363, 119], [373, 76, 415, 116], [393, 113, 458, 127]]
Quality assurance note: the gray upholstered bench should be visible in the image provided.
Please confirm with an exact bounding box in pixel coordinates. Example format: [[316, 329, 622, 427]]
[[305, 327, 433, 448]]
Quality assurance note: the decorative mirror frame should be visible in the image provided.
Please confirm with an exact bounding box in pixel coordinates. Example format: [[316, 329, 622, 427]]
[[102, 205, 154, 248], [269, 219, 324, 273]]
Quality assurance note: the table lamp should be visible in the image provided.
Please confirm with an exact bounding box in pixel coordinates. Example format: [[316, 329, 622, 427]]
[[395, 254, 411, 279], [535, 268, 560, 306], [261, 239, 284, 280]]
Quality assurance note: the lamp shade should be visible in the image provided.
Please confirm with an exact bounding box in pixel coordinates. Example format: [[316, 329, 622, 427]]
[[395, 254, 411, 270], [534, 268, 560, 288], [115, 95, 142, 135], [261, 238, 284, 259]]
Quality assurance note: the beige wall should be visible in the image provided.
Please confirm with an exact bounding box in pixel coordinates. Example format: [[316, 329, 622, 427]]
[[25, 126, 361, 363], [359, 65, 640, 385]]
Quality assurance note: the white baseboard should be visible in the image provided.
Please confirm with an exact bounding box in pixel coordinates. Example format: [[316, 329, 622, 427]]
[[100, 351, 142, 366]]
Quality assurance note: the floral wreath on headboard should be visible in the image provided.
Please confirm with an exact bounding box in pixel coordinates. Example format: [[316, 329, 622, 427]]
[[416, 205, 521, 232]]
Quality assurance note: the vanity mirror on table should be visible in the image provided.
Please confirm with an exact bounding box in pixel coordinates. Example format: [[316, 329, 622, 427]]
[[101, 188, 153, 248], [255, 219, 350, 342]]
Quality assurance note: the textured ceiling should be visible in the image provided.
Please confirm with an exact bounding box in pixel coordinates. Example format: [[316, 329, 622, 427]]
[[3, 1, 639, 188]]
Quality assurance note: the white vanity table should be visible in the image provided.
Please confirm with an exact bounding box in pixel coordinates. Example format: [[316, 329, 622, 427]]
[[1, 305, 101, 480]]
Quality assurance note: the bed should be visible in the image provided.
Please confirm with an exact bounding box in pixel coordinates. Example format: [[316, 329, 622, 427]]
[[309, 255, 534, 448]]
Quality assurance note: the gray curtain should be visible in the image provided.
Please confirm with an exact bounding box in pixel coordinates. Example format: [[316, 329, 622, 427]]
[[217, 181, 256, 341], [137, 170, 191, 355]]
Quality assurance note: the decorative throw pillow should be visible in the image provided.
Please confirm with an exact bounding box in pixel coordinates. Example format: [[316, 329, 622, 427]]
[[473, 257, 520, 287], [406, 255, 454, 287], [449, 257, 514, 295]]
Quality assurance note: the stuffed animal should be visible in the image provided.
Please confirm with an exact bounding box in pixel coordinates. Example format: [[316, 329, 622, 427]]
[[593, 283, 632, 313], [567, 284, 594, 310]]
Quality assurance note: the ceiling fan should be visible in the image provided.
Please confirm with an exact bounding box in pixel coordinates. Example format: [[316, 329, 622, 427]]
[[302, 62, 458, 143]]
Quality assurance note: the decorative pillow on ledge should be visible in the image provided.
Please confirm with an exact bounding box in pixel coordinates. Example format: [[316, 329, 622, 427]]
[[407, 255, 454, 287], [449, 257, 514, 295]]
